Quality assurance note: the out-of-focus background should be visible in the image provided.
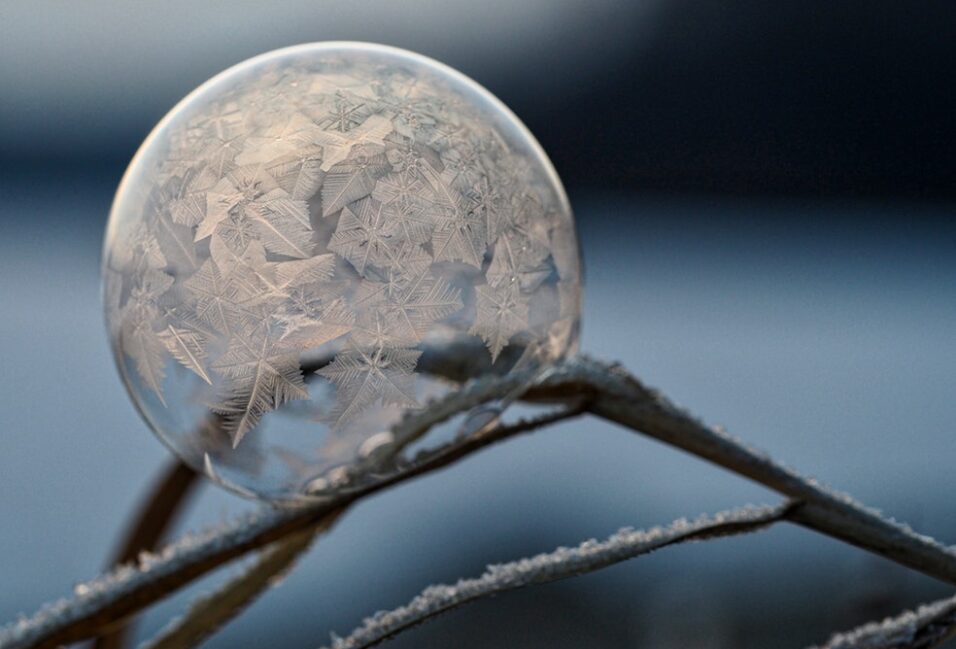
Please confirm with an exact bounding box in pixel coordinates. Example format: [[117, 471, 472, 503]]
[[1, 2, 954, 647]]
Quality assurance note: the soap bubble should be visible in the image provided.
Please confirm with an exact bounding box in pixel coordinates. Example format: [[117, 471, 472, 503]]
[[102, 42, 581, 502]]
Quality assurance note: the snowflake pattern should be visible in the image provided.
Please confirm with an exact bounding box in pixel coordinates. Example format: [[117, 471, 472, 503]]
[[105, 50, 578, 448]]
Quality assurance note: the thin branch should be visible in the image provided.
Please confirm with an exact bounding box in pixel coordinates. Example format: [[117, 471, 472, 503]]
[[809, 592, 956, 649], [321, 503, 793, 649], [105, 461, 201, 571], [139, 509, 344, 649], [0, 506, 320, 649], [313, 367, 545, 493], [134, 402, 580, 649], [554, 360, 956, 584], [371, 402, 588, 492], [93, 460, 201, 649], [4, 357, 956, 649], [0, 387, 573, 649]]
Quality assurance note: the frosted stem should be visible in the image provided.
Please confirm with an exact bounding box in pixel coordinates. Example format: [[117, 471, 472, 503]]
[[321, 503, 791, 649], [139, 510, 342, 649], [808, 592, 956, 649], [546, 359, 956, 584], [95, 460, 201, 649], [3, 358, 956, 649]]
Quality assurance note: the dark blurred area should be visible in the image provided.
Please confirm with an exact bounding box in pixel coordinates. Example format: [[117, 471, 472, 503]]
[[3, 1, 956, 201], [1, 2, 954, 648]]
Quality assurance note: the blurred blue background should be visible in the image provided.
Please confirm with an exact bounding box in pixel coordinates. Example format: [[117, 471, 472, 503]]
[[1, 2, 954, 647]]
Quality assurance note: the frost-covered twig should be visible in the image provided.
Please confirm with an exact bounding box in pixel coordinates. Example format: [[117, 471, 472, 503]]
[[138, 408, 583, 649], [809, 592, 956, 649], [4, 357, 956, 649], [140, 509, 342, 649], [96, 460, 200, 649], [322, 503, 792, 649], [0, 506, 319, 649], [322, 366, 547, 491], [0, 391, 576, 649], [546, 359, 956, 584], [380, 403, 588, 488]]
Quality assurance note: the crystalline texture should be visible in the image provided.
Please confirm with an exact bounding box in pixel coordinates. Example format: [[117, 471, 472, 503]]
[[102, 42, 581, 502]]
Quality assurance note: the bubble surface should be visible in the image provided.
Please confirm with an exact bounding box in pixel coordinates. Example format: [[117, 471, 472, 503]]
[[103, 42, 581, 502]]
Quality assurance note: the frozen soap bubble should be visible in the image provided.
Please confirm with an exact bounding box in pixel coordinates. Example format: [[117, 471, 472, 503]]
[[102, 42, 581, 503]]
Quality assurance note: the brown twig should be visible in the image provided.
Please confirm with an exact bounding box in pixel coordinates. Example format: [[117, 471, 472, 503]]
[[92, 461, 200, 649], [140, 509, 344, 649]]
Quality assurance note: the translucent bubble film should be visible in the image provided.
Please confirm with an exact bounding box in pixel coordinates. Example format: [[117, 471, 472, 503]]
[[102, 42, 581, 502]]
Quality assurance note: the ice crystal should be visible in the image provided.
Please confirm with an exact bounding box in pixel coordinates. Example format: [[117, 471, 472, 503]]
[[316, 344, 422, 429]]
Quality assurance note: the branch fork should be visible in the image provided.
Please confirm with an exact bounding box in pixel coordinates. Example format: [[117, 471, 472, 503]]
[[1, 357, 953, 649]]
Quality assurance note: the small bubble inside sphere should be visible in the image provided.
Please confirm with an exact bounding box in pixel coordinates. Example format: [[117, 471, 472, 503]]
[[102, 42, 582, 502]]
